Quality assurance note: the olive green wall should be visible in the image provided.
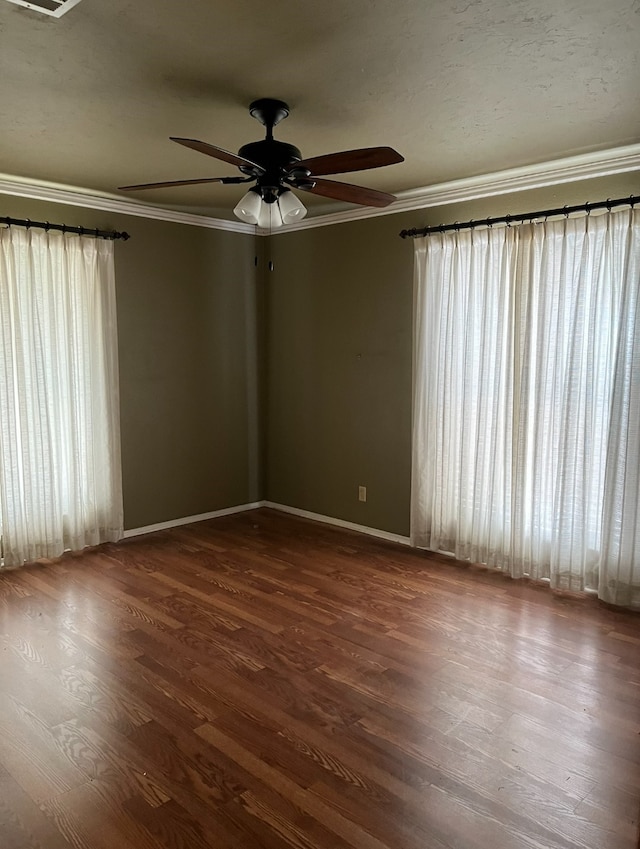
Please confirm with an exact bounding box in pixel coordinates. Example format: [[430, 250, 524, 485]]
[[6, 173, 640, 538], [264, 173, 640, 536], [1, 196, 260, 530]]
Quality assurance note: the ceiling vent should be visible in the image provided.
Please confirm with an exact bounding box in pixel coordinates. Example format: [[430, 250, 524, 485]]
[[3, 0, 83, 16]]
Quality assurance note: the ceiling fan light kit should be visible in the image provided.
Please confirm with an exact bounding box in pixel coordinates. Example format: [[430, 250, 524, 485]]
[[233, 186, 307, 227], [232, 194, 277, 229], [119, 98, 404, 226]]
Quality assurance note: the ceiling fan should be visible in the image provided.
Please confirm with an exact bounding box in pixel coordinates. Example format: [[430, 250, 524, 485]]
[[119, 98, 404, 227]]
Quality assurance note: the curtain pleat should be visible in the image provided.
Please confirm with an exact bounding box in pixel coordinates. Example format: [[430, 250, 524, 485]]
[[599, 216, 640, 607], [412, 209, 640, 608], [0, 227, 123, 568]]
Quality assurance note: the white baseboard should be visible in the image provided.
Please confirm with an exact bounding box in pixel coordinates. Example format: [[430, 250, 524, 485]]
[[123, 499, 411, 547], [123, 501, 264, 538], [263, 501, 411, 546]]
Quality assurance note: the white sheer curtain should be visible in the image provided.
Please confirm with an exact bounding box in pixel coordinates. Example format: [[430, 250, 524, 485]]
[[0, 226, 123, 568], [412, 207, 640, 608]]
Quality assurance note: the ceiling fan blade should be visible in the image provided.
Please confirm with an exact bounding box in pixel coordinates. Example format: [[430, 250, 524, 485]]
[[119, 177, 232, 191], [171, 137, 264, 173], [293, 146, 403, 177], [300, 177, 396, 208]]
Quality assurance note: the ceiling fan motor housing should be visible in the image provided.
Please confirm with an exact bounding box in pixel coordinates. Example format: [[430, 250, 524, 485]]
[[239, 139, 303, 201]]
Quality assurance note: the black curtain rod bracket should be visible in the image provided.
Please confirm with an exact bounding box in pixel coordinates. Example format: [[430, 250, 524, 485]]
[[399, 195, 639, 239], [0, 216, 130, 241]]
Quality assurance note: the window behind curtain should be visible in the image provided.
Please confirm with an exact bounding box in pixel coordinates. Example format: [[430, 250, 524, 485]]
[[0, 227, 123, 568], [411, 207, 640, 608]]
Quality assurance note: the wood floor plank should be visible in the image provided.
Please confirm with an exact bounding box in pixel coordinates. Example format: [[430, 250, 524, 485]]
[[196, 723, 394, 849], [41, 782, 158, 849], [0, 694, 87, 804], [0, 764, 74, 849], [0, 507, 638, 848]]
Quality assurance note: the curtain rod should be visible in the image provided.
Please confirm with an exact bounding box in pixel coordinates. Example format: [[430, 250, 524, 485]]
[[0, 215, 130, 241], [399, 194, 640, 239]]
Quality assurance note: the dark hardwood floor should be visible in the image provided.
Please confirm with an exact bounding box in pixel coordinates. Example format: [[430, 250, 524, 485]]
[[0, 507, 638, 849]]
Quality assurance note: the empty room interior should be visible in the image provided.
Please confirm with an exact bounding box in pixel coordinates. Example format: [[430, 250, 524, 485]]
[[0, 1, 639, 848]]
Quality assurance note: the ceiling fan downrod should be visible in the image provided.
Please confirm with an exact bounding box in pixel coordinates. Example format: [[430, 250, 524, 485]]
[[239, 99, 310, 200]]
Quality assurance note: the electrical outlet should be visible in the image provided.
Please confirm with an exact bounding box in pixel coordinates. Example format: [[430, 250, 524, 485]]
[[358, 485, 367, 502]]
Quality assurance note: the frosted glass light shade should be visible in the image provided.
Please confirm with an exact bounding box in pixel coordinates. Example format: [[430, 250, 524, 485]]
[[257, 201, 283, 229], [278, 189, 307, 223], [233, 187, 305, 227], [233, 189, 262, 224]]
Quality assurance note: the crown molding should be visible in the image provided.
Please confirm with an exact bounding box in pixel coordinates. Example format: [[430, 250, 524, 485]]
[[0, 174, 254, 234], [1, 143, 639, 236], [277, 143, 640, 233]]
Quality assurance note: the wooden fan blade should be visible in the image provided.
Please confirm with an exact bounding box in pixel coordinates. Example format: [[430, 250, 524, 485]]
[[171, 137, 264, 172], [119, 177, 230, 191], [302, 177, 396, 208], [293, 147, 403, 177]]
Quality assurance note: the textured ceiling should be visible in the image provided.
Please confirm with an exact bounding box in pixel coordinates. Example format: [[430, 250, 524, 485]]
[[1, 0, 639, 220]]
